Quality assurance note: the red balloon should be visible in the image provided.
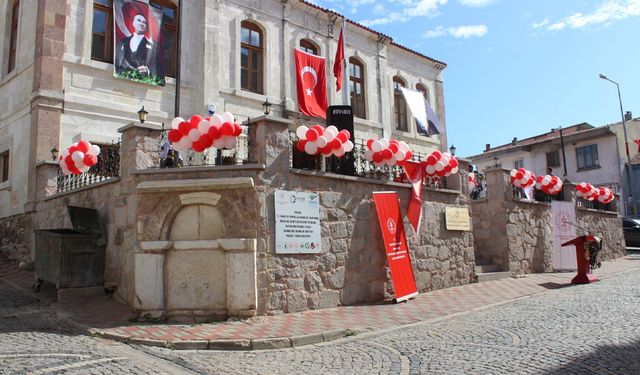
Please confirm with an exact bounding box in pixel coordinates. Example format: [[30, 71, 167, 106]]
[[232, 123, 242, 136], [83, 154, 98, 167], [382, 149, 393, 160], [337, 132, 349, 143], [449, 158, 458, 168], [537, 175, 544, 183], [311, 125, 324, 135], [77, 140, 91, 153], [168, 129, 182, 143], [389, 143, 399, 153], [192, 141, 205, 153], [431, 150, 442, 160], [426, 155, 437, 165], [65, 157, 80, 175], [373, 152, 384, 163], [329, 138, 341, 150], [221, 122, 234, 136], [515, 172, 524, 180], [320, 146, 332, 156], [178, 121, 191, 135], [405, 151, 413, 161], [367, 139, 374, 150], [306, 128, 319, 141], [208, 125, 221, 140], [444, 164, 453, 173], [190, 115, 203, 128], [200, 134, 213, 149], [296, 140, 307, 152]]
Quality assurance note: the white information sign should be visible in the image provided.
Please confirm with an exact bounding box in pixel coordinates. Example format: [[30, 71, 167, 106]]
[[274, 190, 322, 254]]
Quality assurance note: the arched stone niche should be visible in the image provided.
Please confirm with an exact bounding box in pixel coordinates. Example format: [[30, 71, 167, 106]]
[[134, 178, 257, 320]]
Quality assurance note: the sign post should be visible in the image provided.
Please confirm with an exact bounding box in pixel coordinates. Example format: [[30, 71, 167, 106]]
[[373, 192, 418, 302]]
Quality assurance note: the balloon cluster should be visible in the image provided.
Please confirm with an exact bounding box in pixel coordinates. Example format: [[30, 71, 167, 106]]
[[363, 138, 413, 167], [535, 174, 563, 195], [295, 125, 354, 157], [468, 172, 477, 191], [424, 150, 458, 177], [510, 168, 535, 188], [168, 112, 242, 153], [59, 141, 101, 175], [576, 183, 614, 203]]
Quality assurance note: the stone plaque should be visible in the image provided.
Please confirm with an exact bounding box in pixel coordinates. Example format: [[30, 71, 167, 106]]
[[274, 190, 321, 254], [445, 207, 470, 231]]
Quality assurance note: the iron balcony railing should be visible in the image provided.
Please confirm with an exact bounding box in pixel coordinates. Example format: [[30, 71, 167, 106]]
[[56, 142, 121, 194]]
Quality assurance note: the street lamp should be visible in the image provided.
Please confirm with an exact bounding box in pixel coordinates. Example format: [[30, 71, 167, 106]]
[[551, 126, 568, 180], [449, 144, 456, 156], [262, 98, 272, 116], [493, 155, 499, 167], [599, 73, 635, 214], [50, 147, 59, 161], [138, 106, 148, 123]]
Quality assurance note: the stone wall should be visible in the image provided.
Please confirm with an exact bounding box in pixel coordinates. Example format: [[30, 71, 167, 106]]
[[0, 212, 34, 261], [576, 208, 625, 262], [505, 201, 553, 274]]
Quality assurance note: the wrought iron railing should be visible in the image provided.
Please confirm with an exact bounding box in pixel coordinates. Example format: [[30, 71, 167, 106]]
[[469, 173, 487, 200], [576, 197, 615, 212], [155, 124, 249, 168], [56, 142, 121, 194], [510, 185, 565, 202], [288, 132, 447, 189]]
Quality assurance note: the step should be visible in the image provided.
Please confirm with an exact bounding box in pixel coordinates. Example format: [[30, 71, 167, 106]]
[[474, 264, 502, 273], [476, 271, 513, 283]]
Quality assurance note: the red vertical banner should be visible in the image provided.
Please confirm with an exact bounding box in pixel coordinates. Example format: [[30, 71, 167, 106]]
[[373, 192, 418, 302]]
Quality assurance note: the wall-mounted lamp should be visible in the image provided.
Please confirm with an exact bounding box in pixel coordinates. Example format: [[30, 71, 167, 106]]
[[138, 106, 148, 123], [493, 155, 499, 167], [449, 144, 456, 156], [50, 147, 59, 161], [262, 98, 272, 116]]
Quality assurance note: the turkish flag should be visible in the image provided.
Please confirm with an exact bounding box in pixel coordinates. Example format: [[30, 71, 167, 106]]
[[294, 48, 327, 119]]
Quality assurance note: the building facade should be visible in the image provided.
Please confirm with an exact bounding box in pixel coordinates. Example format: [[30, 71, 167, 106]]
[[0, 0, 447, 221]]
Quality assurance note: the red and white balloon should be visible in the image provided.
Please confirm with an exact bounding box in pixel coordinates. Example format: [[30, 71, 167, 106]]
[[424, 150, 458, 177], [596, 187, 615, 204], [535, 174, 563, 195], [364, 138, 413, 167], [468, 172, 477, 191], [510, 168, 535, 188], [168, 112, 242, 153], [59, 140, 101, 175], [296, 125, 354, 157], [575, 182, 598, 200]]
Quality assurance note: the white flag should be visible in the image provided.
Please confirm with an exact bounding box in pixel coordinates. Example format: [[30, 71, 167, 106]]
[[400, 87, 443, 136]]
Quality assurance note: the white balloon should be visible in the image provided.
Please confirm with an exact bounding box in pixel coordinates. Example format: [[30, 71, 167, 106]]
[[372, 141, 383, 152], [425, 164, 436, 175], [510, 169, 517, 177], [451, 166, 459, 175], [188, 129, 202, 142], [316, 136, 328, 148], [379, 138, 390, 149], [174, 137, 192, 152], [72, 151, 85, 163], [74, 159, 85, 170], [325, 126, 338, 141], [221, 112, 235, 124], [212, 138, 225, 149], [435, 161, 445, 172], [384, 158, 395, 166], [513, 179, 522, 187], [61, 149, 70, 158], [223, 135, 237, 149], [87, 144, 101, 156], [198, 120, 211, 134], [80, 166, 91, 173], [542, 176, 551, 185], [334, 145, 346, 157], [536, 182, 542, 190], [344, 140, 354, 152], [296, 126, 309, 139], [210, 114, 224, 126], [398, 141, 410, 153], [364, 150, 374, 161], [171, 117, 184, 129], [304, 141, 318, 155]]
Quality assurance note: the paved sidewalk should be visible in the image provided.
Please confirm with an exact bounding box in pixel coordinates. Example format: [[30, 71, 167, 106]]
[[2, 254, 639, 351]]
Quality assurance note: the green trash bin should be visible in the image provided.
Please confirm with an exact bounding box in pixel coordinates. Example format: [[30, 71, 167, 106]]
[[33, 206, 107, 292]]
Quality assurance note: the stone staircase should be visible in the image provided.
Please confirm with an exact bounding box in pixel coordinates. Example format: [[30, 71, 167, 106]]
[[474, 263, 512, 283]]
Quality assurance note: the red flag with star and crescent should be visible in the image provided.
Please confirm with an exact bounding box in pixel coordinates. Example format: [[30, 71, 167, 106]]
[[294, 48, 327, 119]]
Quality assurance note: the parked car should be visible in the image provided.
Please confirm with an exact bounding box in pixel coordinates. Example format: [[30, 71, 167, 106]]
[[622, 218, 640, 247]]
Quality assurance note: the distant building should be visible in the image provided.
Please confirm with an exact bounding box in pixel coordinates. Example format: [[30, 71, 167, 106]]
[[468, 123, 626, 214]]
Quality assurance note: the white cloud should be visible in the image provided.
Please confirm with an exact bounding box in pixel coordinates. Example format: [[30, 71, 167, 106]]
[[532, 17, 550, 29], [423, 24, 488, 38], [534, 0, 640, 32], [360, 0, 448, 26], [346, 0, 376, 6], [458, 0, 496, 7], [373, 4, 386, 15]]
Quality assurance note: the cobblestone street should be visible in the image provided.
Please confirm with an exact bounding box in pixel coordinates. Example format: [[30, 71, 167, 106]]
[[2, 267, 640, 374]]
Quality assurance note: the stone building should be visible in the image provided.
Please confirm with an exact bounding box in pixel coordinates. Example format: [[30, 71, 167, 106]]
[[0, 0, 447, 222]]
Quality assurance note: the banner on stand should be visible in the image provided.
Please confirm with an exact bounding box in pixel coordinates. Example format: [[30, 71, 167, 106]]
[[373, 191, 418, 302]]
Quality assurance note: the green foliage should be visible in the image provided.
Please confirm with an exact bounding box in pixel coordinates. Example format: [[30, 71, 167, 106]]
[[116, 70, 165, 86]]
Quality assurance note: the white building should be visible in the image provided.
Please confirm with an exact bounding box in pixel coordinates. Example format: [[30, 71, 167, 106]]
[[468, 123, 625, 213], [0, 0, 448, 220]]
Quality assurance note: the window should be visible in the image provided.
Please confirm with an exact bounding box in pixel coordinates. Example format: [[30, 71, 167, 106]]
[[8, 0, 19, 73], [393, 76, 408, 131], [546, 150, 560, 167], [90, 0, 178, 77], [514, 159, 524, 169], [415, 83, 429, 133], [241, 21, 263, 94], [0, 151, 9, 183], [299, 39, 318, 55], [91, 0, 112, 63], [349, 58, 366, 119], [576, 144, 599, 170]]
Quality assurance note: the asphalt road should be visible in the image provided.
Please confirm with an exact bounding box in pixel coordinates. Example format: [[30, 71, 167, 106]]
[[1, 269, 640, 374]]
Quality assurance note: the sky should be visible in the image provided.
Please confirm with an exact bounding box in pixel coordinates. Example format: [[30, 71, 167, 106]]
[[310, 0, 640, 158]]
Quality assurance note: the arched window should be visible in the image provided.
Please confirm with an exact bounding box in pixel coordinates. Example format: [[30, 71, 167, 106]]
[[241, 21, 263, 94], [299, 39, 318, 55], [393, 76, 408, 131], [7, 0, 19, 73], [349, 58, 366, 119], [416, 83, 429, 103], [90, 0, 179, 78]]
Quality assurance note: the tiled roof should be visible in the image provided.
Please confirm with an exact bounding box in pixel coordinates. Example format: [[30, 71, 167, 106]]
[[298, 0, 447, 69]]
